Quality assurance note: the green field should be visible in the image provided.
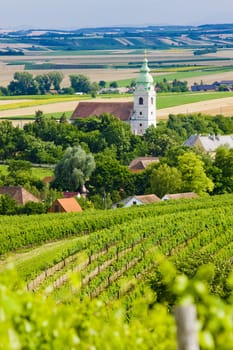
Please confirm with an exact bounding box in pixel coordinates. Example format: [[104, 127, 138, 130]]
[[157, 91, 233, 109], [0, 164, 53, 179]]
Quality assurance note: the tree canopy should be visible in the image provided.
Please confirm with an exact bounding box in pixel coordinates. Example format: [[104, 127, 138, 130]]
[[52, 146, 96, 191]]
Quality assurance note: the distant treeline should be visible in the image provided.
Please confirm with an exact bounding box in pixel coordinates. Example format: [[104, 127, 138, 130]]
[[0, 50, 24, 56]]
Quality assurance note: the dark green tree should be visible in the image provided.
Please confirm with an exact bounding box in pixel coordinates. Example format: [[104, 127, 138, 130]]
[[69, 74, 92, 93], [8, 72, 39, 95], [211, 147, 233, 193], [98, 80, 106, 88], [109, 81, 118, 88], [48, 71, 64, 91]]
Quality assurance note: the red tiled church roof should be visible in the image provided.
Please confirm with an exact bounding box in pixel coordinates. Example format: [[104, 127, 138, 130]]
[[70, 101, 134, 122]]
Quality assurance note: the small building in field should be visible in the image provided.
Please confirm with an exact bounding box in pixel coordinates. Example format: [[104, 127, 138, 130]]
[[112, 194, 160, 209], [184, 134, 233, 156], [0, 186, 40, 205], [48, 198, 83, 213], [161, 192, 198, 201], [129, 157, 159, 173]]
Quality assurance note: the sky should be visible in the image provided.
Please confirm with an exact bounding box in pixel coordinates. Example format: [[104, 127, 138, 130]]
[[1, 0, 233, 29]]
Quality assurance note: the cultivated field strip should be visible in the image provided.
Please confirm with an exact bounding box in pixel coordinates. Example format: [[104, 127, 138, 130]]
[[39, 204, 233, 300], [2, 194, 233, 256]]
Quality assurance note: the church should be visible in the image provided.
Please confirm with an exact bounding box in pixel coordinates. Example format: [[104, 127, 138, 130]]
[[70, 56, 156, 135]]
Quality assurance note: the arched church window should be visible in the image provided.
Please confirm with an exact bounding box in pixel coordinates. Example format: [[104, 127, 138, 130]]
[[139, 97, 143, 105]]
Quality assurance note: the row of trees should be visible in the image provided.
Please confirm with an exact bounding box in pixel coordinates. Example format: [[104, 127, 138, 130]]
[[0, 72, 120, 96], [156, 78, 189, 93]]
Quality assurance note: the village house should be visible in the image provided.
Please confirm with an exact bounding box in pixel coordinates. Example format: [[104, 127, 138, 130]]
[[48, 197, 83, 213], [112, 194, 160, 209], [129, 157, 159, 173], [184, 134, 233, 156], [0, 186, 40, 205]]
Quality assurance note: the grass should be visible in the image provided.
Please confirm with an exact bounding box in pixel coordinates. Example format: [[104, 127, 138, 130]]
[[157, 91, 233, 109], [0, 164, 53, 179], [0, 235, 88, 281]]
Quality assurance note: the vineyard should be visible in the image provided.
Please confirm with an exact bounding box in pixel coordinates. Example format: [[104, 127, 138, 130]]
[[1, 194, 233, 349]]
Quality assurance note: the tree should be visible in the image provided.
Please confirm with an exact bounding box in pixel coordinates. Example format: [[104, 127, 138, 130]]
[[99, 80, 106, 88], [8, 72, 39, 95], [52, 146, 96, 191], [150, 164, 182, 198], [89, 153, 134, 197], [35, 74, 51, 94], [48, 71, 63, 91], [178, 152, 214, 195], [0, 195, 18, 215], [90, 82, 99, 97], [69, 74, 92, 93], [109, 81, 118, 88], [211, 147, 233, 193]]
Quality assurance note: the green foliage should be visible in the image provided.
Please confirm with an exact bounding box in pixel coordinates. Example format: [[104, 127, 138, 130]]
[[211, 147, 233, 194], [8, 72, 39, 95], [52, 146, 96, 191], [109, 81, 118, 88], [178, 151, 214, 195], [0, 194, 18, 215], [69, 74, 92, 93], [156, 78, 189, 92], [150, 164, 182, 197]]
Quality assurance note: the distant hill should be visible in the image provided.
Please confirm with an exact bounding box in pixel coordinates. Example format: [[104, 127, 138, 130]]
[[1, 24, 233, 51]]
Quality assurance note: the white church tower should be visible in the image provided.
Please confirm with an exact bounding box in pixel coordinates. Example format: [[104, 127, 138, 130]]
[[130, 55, 156, 135]]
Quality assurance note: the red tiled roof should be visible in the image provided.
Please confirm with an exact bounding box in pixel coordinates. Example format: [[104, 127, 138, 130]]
[[56, 198, 82, 213], [0, 186, 40, 205], [135, 194, 160, 204], [70, 101, 134, 121]]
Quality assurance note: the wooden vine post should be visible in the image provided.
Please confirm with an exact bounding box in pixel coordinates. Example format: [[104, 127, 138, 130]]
[[174, 304, 200, 350]]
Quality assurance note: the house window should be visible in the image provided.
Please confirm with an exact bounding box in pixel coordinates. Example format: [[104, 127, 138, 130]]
[[139, 97, 143, 105], [55, 204, 59, 212], [140, 123, 142, 127], [151, 97, 153, 104], [133, 201, 137, 205], [139, 111, 142, 115]]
